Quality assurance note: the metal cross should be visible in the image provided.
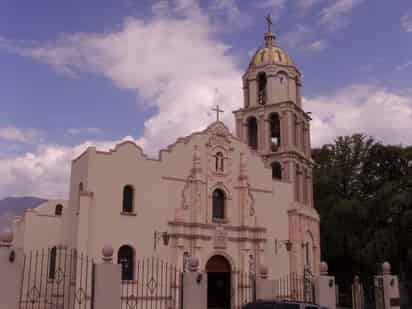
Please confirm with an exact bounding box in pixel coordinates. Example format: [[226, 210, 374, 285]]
[[212, 104, 224, 122], [266, 13, 273, 33]]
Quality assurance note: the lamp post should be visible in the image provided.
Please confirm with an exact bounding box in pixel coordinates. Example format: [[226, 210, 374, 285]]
[[274, 239, 292, 255], [153, 231, 170, 250]]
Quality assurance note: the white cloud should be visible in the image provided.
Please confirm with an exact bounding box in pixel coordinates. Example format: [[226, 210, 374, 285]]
[[2, 0, 242, 154], [282, 24, 312, 48], [401, 14, 412, 33], [307, 39, 327, 51], [306, 85, 412, 147], [320, 0, 364, 30], [255, 0, 289, 20], [396, 61, 412, 72], [298, 0, 325, 9], [67, 127, 103, 135], [0, 126, 40, 143], [0, 137, 136, 199]]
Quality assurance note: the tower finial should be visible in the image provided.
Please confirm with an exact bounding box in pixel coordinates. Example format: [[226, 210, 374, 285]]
[[264, 14, 276, 47]]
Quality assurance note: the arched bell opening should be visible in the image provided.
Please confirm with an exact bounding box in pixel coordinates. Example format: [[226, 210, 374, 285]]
[[247, 117, 258, 151]]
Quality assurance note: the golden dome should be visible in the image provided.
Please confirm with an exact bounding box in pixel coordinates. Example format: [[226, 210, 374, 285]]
[[251, 45, 294, 67]]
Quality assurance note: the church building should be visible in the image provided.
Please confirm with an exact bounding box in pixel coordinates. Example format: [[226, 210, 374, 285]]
[[13, 20, 320, 303]]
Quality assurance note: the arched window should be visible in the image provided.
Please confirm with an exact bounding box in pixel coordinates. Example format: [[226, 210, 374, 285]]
[[270, 113, 281, 151], [49, 246, 57, 279], [212, 189, 225, 220], [55, 204, 63, 216], [122, 185, 134, 213], [257, 72, 267, 105], [118, 245, 135, 281], [271, 162, 282, 180], [247, 117, 258, 150], [215, 152, 224, 172]]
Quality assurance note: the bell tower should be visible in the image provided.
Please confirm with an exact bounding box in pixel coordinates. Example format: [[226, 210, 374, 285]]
[[233, 16, 321, 275]]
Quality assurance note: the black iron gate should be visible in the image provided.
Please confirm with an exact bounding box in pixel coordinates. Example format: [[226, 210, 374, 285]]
[[363, 276, 385, 309], [273, 272, 315, 304], [19, 247, 94, 309], [120, 257, 182, 309]]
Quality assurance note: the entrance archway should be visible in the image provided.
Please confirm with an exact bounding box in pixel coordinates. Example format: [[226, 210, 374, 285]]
[[206, 255, 232, 309]]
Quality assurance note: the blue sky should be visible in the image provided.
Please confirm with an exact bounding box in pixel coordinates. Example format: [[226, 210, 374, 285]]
[[0, 0, 412, 199]]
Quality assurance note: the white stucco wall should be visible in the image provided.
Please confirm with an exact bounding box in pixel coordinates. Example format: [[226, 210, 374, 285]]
[[63, 122, 294, 278], [12, 200, 67, 252]]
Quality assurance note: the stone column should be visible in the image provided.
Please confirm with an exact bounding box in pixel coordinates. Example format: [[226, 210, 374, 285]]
[[377, 262, 401, 309], [0, 229, 23, 309], [76, 191, 93, 254], [258, 113, 265, 153], [183, 256, 207, 309], [255, 265, 275, 301], [249, 78, 257, 107], [236, 118, 243, 140], [313, 262, 336, 309], [280, 112, 287, 150], [243, 122, 248, 146], [93, 245, 122, 309]]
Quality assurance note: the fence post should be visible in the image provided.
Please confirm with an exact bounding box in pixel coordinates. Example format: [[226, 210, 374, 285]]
[[377, 262, 400, 309], [255, 264, 275, 301], [93, 245, 122, 309], [313, 261, 336, 309], [0, 229, 23, 309], [182, 256, 207, 309], [352, 276, 364, 309]]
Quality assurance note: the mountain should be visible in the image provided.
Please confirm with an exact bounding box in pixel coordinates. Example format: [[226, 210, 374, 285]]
[[0, 197, 47, 227]]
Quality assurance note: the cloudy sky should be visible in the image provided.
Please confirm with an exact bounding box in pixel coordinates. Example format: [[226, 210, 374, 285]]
[[0, 0, 411, 199]]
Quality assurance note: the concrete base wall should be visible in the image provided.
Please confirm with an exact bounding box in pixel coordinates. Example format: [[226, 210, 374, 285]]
[[183, 272, 207, 309], [314, 275, 336, 309], [0, 247, 23, 309], [93, 263, 122, 309]]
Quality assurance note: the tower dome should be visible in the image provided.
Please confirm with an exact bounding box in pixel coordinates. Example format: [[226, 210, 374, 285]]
[[248, 16, 295, 68], [250, 45, 294, 67]]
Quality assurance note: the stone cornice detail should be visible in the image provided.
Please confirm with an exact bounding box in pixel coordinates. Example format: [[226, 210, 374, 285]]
[[168, 221, 266, 233], [233, 186, 272, 194], [288, 204, 320, 222]]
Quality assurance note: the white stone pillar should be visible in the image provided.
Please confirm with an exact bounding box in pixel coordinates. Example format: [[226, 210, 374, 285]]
[[183, 256, 207, 309], [249, 78, 257, 107], [255, 265, 275, 301], [76, 192, 93, 254], [0, 229, 23, 309], [243, 121, 248, 146], [378, 262, 401, 309], [314, 262, 336, 309], [93, 245, 122, 309]]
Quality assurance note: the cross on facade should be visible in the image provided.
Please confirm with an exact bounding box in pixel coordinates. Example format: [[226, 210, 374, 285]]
[[266, 13, 273, 33], [212, 104, 224, 122]]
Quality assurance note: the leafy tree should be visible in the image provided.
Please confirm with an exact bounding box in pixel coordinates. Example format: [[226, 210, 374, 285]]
[[312, 134, 412, 291]]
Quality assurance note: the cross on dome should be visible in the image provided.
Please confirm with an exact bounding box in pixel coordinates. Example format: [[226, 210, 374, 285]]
[[264, 14, 276, 47], [266, 13, 272, 33]]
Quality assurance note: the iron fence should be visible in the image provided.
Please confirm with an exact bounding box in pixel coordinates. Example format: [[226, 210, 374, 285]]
[[233, 271, 256, 309], [19, 247, 94, 309], [120, 257, 182, 309], [273, 272, 315, 304]]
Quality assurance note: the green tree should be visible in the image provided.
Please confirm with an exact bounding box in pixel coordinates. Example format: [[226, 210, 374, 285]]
[[312, 134, 412, 289]]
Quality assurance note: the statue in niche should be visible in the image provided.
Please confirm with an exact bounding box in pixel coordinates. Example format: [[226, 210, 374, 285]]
[[215, 152, 224, 172]]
